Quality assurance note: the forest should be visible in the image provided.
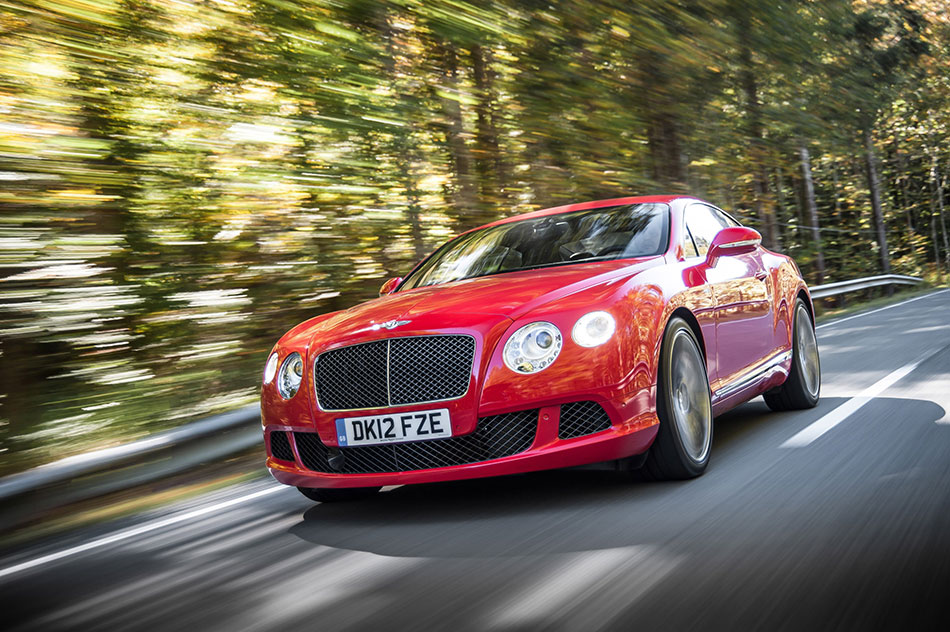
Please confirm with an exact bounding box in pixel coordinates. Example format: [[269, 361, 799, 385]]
[[1, 0, 948, 474]]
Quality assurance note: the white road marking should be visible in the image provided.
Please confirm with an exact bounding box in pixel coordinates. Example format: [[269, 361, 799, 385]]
[[0, 485, 285, 580], [488, 546, 678, 630], [493, 549, 624, 624], [246, 548, 423, 630], [815, 288, 949, 330], [781, 345, 948, 448]]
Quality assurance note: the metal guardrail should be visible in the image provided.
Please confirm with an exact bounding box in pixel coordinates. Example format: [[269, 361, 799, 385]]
[[0, 405, 260, 500], [0, 405, 262, 531], [0, 273, 927, 528], [809, 274, 923, 299]]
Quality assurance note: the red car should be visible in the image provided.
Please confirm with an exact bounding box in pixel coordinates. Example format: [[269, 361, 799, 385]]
[[261, 195, 820, 501]]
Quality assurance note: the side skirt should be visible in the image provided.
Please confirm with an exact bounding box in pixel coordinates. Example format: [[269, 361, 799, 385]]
[[710, 349, 792, 415]]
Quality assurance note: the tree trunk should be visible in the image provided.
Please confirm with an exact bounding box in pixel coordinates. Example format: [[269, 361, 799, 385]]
[[736, 27, 777, 250], [800, 143, 825, 284], [930, 179, 942, 276], [774, 166, 787, 243], [831, 159, 841, 221], [792, 170, 805, 243], [932, 152, 950, 270], [435, 40, 479, 229], [638, 53, 684, 190], [470, 44, 506, 207], [380, 12, 426, 261], [894, 141, 914, 233], [864, 129, 891, 275]]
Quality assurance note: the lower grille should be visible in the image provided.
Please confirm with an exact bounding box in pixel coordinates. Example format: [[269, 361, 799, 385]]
[[269, 431, 295, 461], [294, 409, 538, 474], [558, 401, 612, 439]]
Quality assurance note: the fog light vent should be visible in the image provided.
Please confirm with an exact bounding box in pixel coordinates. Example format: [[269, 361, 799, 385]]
[[558, 401, 612, 439], [269, 431, 295, 462]]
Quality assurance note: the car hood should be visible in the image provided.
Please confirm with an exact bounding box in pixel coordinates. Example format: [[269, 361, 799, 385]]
[[298, 257, 664, 347]]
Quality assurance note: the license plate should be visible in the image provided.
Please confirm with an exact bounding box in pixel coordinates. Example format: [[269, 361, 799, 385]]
[[335, 408, 451, 447]]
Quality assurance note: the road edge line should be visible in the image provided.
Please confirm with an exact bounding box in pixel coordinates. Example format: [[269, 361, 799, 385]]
[[0, 485, 283, 581], [815, 288, 950, 330]]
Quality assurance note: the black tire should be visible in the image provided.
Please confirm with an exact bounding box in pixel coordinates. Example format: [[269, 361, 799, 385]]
[[297, 486, 381, 503], [643, 317, 713, 480], [764, 299, 820, 411]]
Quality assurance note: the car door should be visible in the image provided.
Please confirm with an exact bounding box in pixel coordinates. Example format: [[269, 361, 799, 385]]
[[684, 204, 773, 392]]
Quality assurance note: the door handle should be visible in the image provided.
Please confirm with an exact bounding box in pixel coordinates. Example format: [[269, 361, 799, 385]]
[[755, 271, 768, 281]]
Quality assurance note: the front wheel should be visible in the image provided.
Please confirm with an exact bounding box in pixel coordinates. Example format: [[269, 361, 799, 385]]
[[764, 299, 820, 411], [643, 317, 713, 480], [297, 486, 381, 503]]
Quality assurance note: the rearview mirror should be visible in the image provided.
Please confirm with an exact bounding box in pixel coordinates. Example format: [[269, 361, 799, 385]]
[[706, 227, 762, 266], [379, 277, 403, 296]]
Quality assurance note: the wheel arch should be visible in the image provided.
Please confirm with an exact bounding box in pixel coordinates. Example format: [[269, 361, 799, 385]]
[[667, 306, 708, 369], [797, 287, 815, 326]]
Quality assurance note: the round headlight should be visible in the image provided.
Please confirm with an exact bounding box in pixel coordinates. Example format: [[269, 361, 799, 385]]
[[503, 322, 562, 374], [263, 352, 279, 384], [277, 352, 304, 399], [572, 311, 616, 347]]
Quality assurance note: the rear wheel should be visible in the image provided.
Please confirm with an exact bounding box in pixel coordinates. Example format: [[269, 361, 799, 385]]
[[643, 317, 713, 480], [297, 486, 381, 503], [764, 299, 820, 411]]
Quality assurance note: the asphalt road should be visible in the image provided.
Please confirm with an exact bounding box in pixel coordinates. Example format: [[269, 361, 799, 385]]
[[3, 290, 950, 631]]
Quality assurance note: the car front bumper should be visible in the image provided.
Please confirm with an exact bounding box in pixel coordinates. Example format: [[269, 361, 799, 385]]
[[264, 396, 659, 489]]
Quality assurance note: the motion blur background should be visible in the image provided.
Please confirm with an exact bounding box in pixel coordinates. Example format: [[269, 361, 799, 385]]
[[1, 0, 948, 476]]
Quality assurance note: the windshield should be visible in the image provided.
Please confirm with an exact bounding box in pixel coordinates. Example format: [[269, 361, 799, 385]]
[[400, 203, 669, 290]]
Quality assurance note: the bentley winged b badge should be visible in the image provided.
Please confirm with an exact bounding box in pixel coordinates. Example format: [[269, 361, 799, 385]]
[[373, 319, 411, 331]]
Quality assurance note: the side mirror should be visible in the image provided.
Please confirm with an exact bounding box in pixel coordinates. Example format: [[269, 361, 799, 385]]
[[379, 277, 403, 296], [706, 227, 761, 266]]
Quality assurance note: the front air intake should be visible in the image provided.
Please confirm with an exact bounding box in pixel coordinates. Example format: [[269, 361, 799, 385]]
[[294, 408, 538, 474]]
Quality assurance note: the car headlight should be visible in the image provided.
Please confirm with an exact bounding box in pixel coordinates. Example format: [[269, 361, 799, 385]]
[[277, 352, 304, 399], [572, 311, 616, 347], [503, 322, 562, 374], [263, 352, 279, 384]]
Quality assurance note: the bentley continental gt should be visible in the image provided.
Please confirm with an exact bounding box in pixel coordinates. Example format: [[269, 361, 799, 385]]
[[261, 195, 820, 501]]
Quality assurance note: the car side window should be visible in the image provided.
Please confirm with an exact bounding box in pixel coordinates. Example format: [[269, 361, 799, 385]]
[[684, 204, 728, 257], [682, 225, 699, 257], [713, 207, 742, 228]]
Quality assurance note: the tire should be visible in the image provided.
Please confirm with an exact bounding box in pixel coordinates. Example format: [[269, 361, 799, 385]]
[[643, 317, 713, 480], [297, 486, 381, 503], [764, 299, 820, 411]]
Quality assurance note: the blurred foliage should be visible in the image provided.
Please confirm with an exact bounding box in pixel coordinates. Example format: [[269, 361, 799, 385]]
[[1, 0, 949, 474]]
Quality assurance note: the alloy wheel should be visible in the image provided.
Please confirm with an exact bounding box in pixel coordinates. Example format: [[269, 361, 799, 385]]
[[796, 304, 820, 398], [669, 329, 712, 463]]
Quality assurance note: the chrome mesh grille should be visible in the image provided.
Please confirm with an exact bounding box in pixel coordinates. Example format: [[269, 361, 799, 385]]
[[389, 336, 474, 405], [314, 340, 389, 410], [315, 335, 475, 411], [294, 408, 538, 474], [558, 401, 612, 439], [268, 430, 294, 462]]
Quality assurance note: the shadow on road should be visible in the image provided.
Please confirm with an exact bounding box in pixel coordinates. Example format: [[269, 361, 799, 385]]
[[288, 396, 916, 558]]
